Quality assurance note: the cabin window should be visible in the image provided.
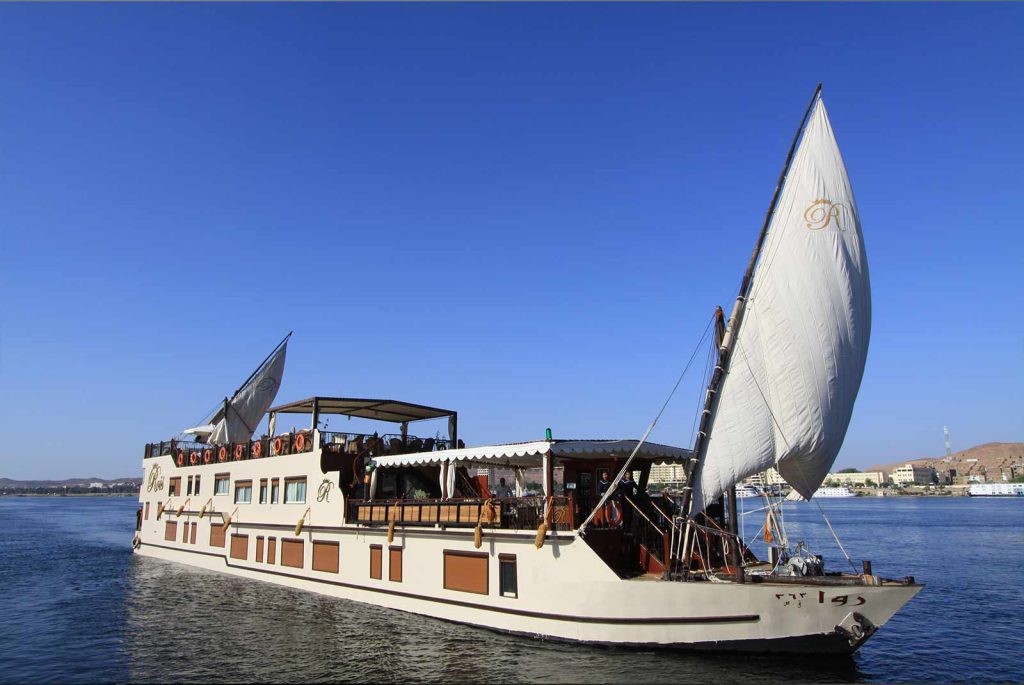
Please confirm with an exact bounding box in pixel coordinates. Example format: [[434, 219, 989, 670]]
[[267, 537, 277, 564], [389, 547, 403, 583], [313, 541, 340, 573], [271, 479, 280, 504], [259, 479, 268, 504], [144, 502, 150, 520], [443, 551, 488, 595], [186, 476, 193, 496], [230, 534, 248, 560], [194, 475, 201, 495], [168, 477, 181, 497], [214, 474, 229, 496], [369, 545, 382, 579], [210, 524, 226, 548], [190, 522, 197, 544], [164, 521, 177, 542], [284, 477, 307, 504], [281, 539, 304, 568], [256, 536, 265, 563], [499, 554, 518, 598], [234, 480, 253, 504]]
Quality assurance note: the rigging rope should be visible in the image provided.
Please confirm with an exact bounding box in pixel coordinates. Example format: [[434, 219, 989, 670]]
[[577, 313, 716, 534]]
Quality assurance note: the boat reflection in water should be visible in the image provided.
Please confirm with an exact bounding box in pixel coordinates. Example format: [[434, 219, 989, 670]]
[[122, 556, 865, 684]]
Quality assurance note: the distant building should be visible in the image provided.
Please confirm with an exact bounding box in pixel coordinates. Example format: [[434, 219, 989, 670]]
[[648, 462, 687, 486], [825, 470, 888, 487], [890, 463, 936, 486], [744, 468, 786, 488]]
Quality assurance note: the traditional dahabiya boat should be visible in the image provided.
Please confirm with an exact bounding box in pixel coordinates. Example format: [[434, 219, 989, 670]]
[[133, 85, 922, 653]]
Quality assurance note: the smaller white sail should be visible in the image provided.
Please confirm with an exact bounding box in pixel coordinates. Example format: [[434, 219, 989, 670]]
[[208, 342, 287, 445]]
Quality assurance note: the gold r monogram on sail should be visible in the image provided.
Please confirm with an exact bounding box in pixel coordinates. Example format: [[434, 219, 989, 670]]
[[804, 199, 848, 231]]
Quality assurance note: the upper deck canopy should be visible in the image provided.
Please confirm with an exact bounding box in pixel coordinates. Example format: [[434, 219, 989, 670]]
[[268, 397, 456, 423], [372, 439, 692, 468]]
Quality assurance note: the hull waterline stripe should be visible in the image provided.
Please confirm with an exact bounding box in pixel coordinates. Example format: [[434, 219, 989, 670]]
[[139, 542, 760, 626]]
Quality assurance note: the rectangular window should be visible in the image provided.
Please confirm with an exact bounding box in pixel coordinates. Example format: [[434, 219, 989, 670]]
[[271, 479, 280, 504], [281, 539, 303, 568], [214, 474, 229, 496], [182, 521, 190, 543], [234, 480, 253, 504], [256, 536, 265, 563], [144, 502, 150, 520], [187, 476, 193, 496], [284, 477, 306, 504], [499, 554, 518, 598], [230, 534, 249, 560], [194, 475, 201, 495], [267, 537, 277, 565], [190, 522, 197, 544], [156, 501, 162, 519], [164, 521, 177, 542], [210, 524, 226, 548], [389, 547, 403, 583], [168, 477, 181, 497], [312, 541, 340, 573], [369, 545, 382, 580], [443, 551, 488, 595], [259, 479, 268, 504]]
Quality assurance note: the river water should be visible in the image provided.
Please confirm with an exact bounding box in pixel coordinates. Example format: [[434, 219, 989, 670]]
[[1, 496, 1021, 683]]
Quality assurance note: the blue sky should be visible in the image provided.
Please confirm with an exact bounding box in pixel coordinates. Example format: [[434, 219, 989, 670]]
[[1, 4, 1021, 480]]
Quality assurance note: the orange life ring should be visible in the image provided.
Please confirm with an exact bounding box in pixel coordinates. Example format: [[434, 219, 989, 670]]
[[218, 446, 227, 462], [189, 451, 199, 465], [234, 444, 244, 460], [294, 433, 305, 452], [252, 441, 263, 458], [273, 437, 283, 455], [176, 451, 185, 467], [203, 449, 212, 464]]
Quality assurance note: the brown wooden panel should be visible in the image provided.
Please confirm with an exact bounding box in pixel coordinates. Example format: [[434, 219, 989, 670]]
[[267, 537, 277, 565], [256, 536, 264, 563], [389, 547, 403, 582], [369, 545, 382, 579], [164, 521, 177, 541], [421, 505, 437, 522], [281, 538, 304, 568], [444, 551, 488, 595], [190, 523, 197, 544], [459, 504, 480, 522], [439, 505, 458, 522], [182, 521, 190, 543], [230, 534, 248, 560], [144, 502, 150, 520], [357, 505, 371, 521], [169, 477, 181, 497], [370, 506, 386, 522], [209, 524, 226, 548], [312, 541, 340, 573], [401, 506, 420, 523]]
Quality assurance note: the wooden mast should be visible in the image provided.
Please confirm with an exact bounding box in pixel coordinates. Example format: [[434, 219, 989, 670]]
[[677, 84, 822, 576]]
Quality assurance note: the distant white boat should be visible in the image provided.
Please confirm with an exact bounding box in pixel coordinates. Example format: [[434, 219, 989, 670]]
[[814, 486, 857, 498], [969, 483, 1024, 497], [786, 485, 857, 501], [735, 484, 762, 498]]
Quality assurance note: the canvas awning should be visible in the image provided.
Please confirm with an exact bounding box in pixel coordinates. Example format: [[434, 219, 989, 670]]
[[372, 439, 692, 469], [268, 397, 455, 423]]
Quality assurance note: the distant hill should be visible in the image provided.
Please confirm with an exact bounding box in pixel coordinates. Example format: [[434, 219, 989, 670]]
[[866, 442, 1024, 479], [0, 476, 141, 490]]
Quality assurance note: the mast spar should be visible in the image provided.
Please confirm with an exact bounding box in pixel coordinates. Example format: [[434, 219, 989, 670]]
[[677, 84, 823, 572]]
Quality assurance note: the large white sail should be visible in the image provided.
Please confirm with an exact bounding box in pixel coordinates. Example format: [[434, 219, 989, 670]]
[[208, 341, 288, 445], [693, 98, 870, 509]]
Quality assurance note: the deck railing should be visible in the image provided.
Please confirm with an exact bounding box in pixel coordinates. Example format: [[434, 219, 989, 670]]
[[345, 496, 574, 532]]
